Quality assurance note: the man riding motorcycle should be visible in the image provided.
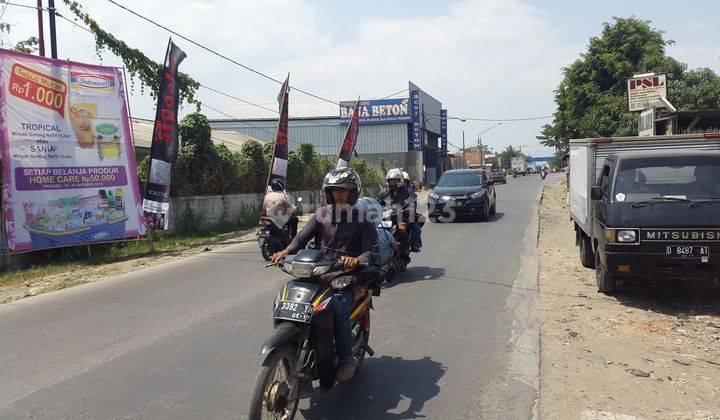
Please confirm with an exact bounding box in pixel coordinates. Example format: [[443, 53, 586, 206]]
[[401, 171, 423, 252], [263, 178, 299, 238], [379, 168, 416, 256], [272, 167, 379, 382]]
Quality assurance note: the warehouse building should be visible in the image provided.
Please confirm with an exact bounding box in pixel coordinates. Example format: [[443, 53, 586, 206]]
[[208, 82, 447, 185]]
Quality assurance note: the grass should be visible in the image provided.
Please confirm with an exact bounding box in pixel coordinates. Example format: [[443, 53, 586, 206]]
[[0, 203, 262, 292]]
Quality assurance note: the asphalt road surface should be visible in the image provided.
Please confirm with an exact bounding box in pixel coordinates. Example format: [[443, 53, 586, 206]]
[[0, 174, 549, 419]]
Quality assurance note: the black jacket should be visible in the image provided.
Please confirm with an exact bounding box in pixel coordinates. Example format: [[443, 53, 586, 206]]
[[379, 185, 417, 216], [287, 205, 379, 265]]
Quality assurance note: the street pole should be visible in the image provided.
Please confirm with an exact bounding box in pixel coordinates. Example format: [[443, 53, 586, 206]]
[[462, 130, 465, 156], [36, 0, 45, 57], [47, 0, 57, 58], [477, 135, 484, 166]]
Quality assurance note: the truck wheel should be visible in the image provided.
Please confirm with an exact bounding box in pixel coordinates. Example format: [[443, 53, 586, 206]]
[[595, 251, 616, 294], [579, 233, 595, 268]]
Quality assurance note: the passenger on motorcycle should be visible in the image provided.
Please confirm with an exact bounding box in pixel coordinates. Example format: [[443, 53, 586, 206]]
[[401, 171, 424, 252], [379, 168, 416, 255], [263, 178, 299, 238], [272, 167, 378, 381]]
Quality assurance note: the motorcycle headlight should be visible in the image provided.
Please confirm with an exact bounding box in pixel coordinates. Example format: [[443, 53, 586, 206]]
[[471, 190, 485, 199], [429, 192, 440, 200], [291, 261, 316, 278]]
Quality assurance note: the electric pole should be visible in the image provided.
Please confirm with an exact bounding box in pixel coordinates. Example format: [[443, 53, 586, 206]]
[[47, 0, 57, 58], [37, 0, 45, 56]]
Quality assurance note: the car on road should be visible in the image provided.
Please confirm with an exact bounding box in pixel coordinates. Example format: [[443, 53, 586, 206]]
[[490, 169, 506, 184], [427, 169, 497, 222]]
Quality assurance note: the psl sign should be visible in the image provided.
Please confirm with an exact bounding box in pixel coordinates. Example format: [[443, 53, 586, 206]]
[[627, 74, 666, 112]]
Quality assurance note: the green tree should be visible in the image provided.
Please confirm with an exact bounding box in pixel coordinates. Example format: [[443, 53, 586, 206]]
[[546, 17, 720, 142], [62, 0, 199, 106], [12, 36, 39, 54], [498, 145, 524, 170]]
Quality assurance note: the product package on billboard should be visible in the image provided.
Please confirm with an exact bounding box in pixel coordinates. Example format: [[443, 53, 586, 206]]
[[0, 49, 146, 252], [142, 39, 186, 230]]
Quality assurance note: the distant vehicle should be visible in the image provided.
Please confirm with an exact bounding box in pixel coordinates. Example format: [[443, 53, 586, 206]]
[[511, 157, 526, 178], [427, 169, 497, 222], [569, 134, 720, 294], [490, 169, 507, 184]]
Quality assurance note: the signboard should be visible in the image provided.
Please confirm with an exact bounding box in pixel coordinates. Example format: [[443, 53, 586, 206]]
[[0, 49, 146, 253], [440, 109, 447, 151], [339, 98, 410, 125], [409, 90, 421, 151], [627, 74, 666, 112], [638, 107, 655, 136]]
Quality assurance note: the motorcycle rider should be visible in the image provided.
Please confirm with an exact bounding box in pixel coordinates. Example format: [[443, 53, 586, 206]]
[[272, 167, 378, 382], [379, 168, 416, 256], [402, 171, 423, 252], [263, 178, 298, 238]]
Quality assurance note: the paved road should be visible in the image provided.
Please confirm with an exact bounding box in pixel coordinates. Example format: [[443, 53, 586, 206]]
[[0, 174, 548, 419]]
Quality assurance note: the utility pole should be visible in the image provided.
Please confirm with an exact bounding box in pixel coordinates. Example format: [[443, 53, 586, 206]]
[[36, 0, 45, 56], [47, 0, 57, 58], [462, 130, 465, 156], [477, 135, 484, 166]]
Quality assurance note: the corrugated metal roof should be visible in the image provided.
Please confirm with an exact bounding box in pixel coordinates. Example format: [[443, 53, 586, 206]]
[[131, 118, 263, 152], [225, 101, 339, 119]]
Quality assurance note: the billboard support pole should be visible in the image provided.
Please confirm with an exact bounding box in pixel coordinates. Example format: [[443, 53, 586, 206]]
[[36, 0, 45, 57], [0, 191, 10, 267]]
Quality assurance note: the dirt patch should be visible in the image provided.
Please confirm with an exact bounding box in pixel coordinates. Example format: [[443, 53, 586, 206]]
[[538, 181, 720, 419]]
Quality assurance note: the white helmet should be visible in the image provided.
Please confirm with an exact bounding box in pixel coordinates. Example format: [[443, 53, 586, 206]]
[[386, 168, 404, 181], [401, 171, 410, 183]]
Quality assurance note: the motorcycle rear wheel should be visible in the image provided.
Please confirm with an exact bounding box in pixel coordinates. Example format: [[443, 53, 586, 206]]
[[260, 238, 277, 261], [247, 345, 300, 420]]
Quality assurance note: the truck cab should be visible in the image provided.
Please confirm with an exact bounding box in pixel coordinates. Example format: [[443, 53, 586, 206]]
[[590, 151, 720, 293]]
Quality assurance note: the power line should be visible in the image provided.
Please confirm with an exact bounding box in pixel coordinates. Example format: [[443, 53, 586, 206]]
[[104, 0, 339, 105], [428, 112, 553, 122]]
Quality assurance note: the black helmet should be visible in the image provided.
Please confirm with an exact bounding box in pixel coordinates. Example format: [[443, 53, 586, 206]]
[[270, 178, 285, 192], [323, 167, 361, 205]]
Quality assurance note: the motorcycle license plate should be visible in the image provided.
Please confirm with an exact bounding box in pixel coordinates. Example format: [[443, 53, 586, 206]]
[[666, 245, 709, 259], [257, 229, 270, 238], [273, 301, 314, 323]]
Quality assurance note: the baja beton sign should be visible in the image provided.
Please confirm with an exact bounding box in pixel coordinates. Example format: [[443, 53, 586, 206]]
[[339, 98, 410, 125], [0, 49, 145, 252]]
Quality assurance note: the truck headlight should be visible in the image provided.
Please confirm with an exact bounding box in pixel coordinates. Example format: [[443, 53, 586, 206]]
[[617, 230, 637, 243], [605, 229, 639, 244]]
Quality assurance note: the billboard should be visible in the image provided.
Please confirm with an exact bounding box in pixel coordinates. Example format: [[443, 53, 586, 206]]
[[440, 109, 447, 151], [339, 98, 410, 125], [0, 49, 146, 253], [627, 74, 666, 112], [409, 90, 421, 151]]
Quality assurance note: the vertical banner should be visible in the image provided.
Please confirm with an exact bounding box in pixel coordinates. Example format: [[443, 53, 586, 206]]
[[336, 98, 360, 168], [267, 75, 290, 191], [142, 39, 186, 230], [409, 89, 421, 151], [0, 49, 146, 252], [440, 109, 447, 151]]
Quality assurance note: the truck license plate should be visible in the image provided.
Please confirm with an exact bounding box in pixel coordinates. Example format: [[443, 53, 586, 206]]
[[665, 245, 710, 259]]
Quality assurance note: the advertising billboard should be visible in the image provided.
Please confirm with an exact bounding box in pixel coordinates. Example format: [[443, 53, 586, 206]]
[[339, 98, 410, 125], [0, 49, 146, 253], [627, 74, 666, 112]]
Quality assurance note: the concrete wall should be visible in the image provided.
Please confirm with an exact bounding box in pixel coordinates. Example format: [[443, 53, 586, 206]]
[[360, 151, 424, 186], [166, 190, 326, 232]]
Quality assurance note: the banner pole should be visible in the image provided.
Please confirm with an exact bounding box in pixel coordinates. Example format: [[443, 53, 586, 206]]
[[120, 67, 155, 251]]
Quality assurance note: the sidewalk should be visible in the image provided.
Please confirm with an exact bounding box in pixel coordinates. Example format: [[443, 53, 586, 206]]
[[538, 181, 720, 419]]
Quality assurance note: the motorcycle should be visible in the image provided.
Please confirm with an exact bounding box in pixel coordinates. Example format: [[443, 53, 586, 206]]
[[257, 197, 302, 261], [381, 206, 411, 273], [540, 168, 548, 179], [512, 170, 518, 179], [247, 249, 378, 419]]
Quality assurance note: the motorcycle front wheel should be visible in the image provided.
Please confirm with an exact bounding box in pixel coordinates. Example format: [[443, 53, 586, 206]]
[[247, 345, 300, 420]]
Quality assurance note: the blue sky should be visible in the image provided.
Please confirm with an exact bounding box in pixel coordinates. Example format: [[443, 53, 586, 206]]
[[2, 0, 719, 157]]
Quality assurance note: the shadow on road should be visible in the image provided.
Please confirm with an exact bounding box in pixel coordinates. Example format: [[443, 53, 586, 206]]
[[433, 211, 505, 224], [383, 266, 446, 289], [612, 277, 720, 317], [300, 355, 445, 419]]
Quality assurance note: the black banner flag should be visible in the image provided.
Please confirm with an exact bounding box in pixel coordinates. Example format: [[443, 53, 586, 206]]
[[267, 74, 290, 192], [143, 39, 186, 230], [336, 98, 360, 168]]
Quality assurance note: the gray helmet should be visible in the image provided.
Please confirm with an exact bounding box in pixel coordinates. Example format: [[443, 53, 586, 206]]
[[323, 167, 362, 205]]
